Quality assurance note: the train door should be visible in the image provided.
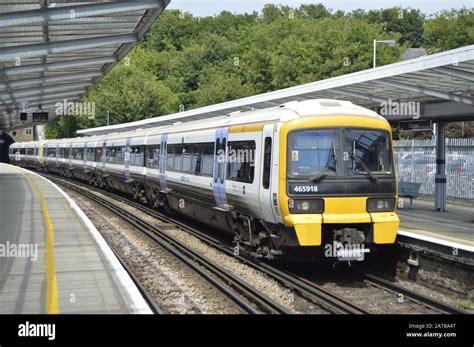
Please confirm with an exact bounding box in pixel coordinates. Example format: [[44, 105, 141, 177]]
[[83, 142, 88, 172], [259, 124, 277, 223], [68, 143, 73, 169], [159, 134, 168, 191], [101, 140, 107, 171], [213, 127, 229, 210], [124, 137, 132, 182], [56, 143, 59, 167]]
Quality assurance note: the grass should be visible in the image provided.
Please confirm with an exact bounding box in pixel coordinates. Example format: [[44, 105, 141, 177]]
[[456, 300, 472, 310]]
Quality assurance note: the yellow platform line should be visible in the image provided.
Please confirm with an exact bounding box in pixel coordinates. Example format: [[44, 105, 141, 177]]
[[11, 166, 60, 314]]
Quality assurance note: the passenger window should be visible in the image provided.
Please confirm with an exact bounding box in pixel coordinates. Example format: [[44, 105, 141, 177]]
[[106, 147, 116, 164], [115, 147, 124, 165], [174, 144, 183, 171], [262, 137, 272, 189], [191, 143, 202, 175], [146, 145, 160, 169], [95, 148, 102, 162], [227, 141, 255, 183], [182, 144, 193, 173], [202, 143, 214, 177], [167, 144, 175, 171], [86, 148, 94, 162], [130, 146, 144, 167]]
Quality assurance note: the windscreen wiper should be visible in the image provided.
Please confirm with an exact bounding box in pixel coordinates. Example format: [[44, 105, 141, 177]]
[[351, 141, 378, 183], [310, 141, 337, 182], [310, 156, 336, 182]]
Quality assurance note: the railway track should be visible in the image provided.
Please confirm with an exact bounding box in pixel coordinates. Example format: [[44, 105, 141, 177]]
[[44, 174, 368, 314], [305, 270, 469, 314], [110, 242, 163, 314], [363, 273, 467, 314], [44, 174, 289, 314], [43, 173, 467, 315]]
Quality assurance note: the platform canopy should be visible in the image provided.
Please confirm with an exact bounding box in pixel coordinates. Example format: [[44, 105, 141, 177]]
[[0, 0, 170, 130], [78, 44, 474, 136]]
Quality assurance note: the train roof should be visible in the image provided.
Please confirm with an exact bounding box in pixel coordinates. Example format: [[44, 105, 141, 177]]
[[14, 99, 385, 145], [90, 99, 383, 140]]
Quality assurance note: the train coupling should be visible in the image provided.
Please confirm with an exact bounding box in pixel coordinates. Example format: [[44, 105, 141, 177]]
[[328, 228, 371, 261]]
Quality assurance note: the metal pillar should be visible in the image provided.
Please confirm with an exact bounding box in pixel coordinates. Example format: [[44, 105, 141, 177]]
[[434, 122, 447, 211]]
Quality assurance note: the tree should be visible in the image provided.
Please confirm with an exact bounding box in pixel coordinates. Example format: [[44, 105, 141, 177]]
[[82, 63, 179, 129], [424, 8, 474, 52], [367, 8, 425, 47], [194, 67, 256, 107], [298, 4, 331, 19], [44, 114, 79, 139]]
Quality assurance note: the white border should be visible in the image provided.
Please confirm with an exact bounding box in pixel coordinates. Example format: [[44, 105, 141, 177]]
[[398, 229, 474, 253], [10, 164, 153, 314]]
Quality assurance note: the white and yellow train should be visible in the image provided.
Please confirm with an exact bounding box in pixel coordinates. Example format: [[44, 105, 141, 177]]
[[9, 99, 399, 261]]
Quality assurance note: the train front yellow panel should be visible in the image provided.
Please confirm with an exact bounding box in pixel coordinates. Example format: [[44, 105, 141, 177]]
[[370, 212, 399, 244], [283, 214, 322, 246], [323, 197, 371, 224]]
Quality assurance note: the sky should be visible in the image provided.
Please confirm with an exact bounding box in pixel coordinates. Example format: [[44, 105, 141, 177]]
[[168, 0, 473, 16]]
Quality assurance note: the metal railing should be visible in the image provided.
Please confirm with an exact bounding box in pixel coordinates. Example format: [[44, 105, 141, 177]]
[[394, 138, 474, 206]]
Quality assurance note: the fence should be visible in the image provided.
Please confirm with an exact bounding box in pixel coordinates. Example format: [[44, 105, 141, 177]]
[[394, 138, 474, 206]]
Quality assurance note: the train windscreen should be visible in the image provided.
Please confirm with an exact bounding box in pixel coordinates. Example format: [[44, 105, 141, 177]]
[[287, 128, 393, 180]]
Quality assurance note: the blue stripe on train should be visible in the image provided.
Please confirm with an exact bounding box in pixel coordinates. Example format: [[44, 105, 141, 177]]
[[124, 137, 131, 181], [212, 128, 222, 208], [69, 143, 72, 169], [159, 134, 168, 190], [101, 140, 106, 170], [212, 128, 229, 210], [220, 127, 229, 209], [83, 142, 87, 172]]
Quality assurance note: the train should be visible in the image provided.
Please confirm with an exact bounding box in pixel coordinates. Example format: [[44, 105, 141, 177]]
[[9, 99, 400, 261]]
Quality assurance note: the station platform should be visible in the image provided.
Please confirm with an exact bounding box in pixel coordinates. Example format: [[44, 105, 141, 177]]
[[397, 199, 474, 251], [0, 163, 151, 314]]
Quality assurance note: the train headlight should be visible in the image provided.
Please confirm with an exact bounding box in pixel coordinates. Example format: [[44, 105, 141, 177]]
[[367, 197, 396, 212], [301, 201, 310, 211], [288, 199, 324, 214], [376, 200, 385, 210]]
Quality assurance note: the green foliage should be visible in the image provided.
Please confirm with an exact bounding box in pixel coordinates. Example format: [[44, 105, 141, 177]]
[[366, 8, 425, 47], [44, 115, 80, 139], [193, 67, 256, 107], [81, 61, 179, 129], [46, 4, 472, 139], [456, 299, 471, 310], [424, 8, 474, 52]]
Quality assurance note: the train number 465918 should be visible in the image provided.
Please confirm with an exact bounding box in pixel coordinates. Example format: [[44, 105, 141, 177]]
[[292, 185, 318, 193]]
